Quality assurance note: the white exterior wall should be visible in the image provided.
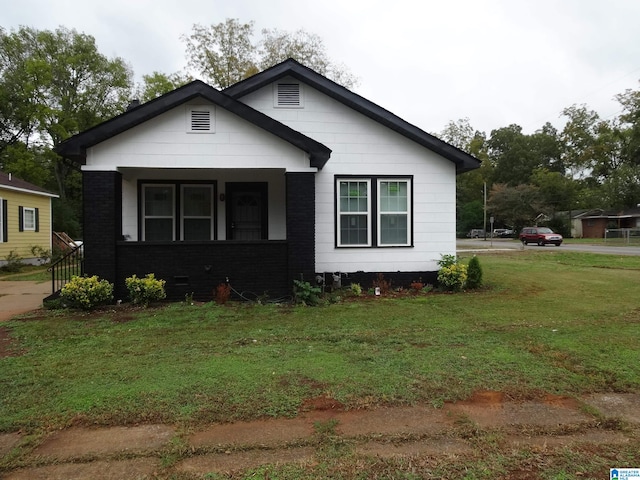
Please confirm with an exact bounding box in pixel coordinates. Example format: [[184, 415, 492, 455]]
[[239, 79, 457, 273], [84, 99, 310, 241]]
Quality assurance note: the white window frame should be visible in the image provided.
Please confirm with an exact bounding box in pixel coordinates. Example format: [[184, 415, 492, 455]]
[[180, 184, 214, 241], [377, 179, 411, 247], [22, 207, 36, 231], [336, 176, 412, 248], [142, 184, 176, 241], [336, 178, 372, 247], [186, 105, 215, 133]]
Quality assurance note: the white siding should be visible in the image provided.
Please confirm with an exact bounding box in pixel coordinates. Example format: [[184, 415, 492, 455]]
[[84, 100, 312, 172], [239, 78, 457, 273], [84, 100, 300, 242]]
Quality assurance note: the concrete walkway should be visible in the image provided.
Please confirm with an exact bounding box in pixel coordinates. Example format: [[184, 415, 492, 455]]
[[0, 281, 51, 321]]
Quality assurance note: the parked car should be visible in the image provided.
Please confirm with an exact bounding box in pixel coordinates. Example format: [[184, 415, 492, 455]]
[[466, 229, 486, 238], [493, 228, 514, 238], [519, 227, 563, 246]]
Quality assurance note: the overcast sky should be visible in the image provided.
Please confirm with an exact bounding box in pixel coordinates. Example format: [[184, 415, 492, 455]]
[[3, 0, 640, 136]]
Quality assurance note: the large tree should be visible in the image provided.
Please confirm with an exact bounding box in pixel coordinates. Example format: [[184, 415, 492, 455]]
[[0, 26, 133, 193], [183, 19, 257, 89], [0, 26, 133, 236], [486, 123, 562, 186], [137, 71, 192, 102], [183, 19, 357, 89]]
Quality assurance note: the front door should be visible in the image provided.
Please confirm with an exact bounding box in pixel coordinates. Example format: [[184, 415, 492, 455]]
[[226, 183, 268, 240]]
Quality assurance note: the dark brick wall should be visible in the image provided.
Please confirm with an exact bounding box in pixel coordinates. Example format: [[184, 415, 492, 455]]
[[323, 271, 439, 292], [83, 171, 122, 284], [286, 172, 316, 285], [116, 241, 289, 301]]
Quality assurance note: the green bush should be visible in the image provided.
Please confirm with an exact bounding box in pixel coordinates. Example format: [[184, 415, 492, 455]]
[[349, 282, 362, 296], [125, 273, 166, 307], [437, 254, 468, 292], [466, 255, 483, 289], [293, 279, 322, 306], [61, 275, 114, 310], [1, 251, 24, 273]]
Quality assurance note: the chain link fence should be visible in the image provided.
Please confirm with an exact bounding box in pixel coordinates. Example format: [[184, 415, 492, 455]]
[[604, 228, 640, 245]]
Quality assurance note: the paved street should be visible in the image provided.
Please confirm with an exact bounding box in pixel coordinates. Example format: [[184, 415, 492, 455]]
[[458, 238, 640, 256]]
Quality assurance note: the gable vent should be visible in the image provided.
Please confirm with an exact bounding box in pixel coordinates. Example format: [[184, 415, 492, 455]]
[[190, 109, 211, 131], [276, 83, 302, 107]]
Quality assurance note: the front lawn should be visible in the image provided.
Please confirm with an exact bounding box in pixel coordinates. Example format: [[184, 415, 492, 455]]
[[1, 251, 640, 432]]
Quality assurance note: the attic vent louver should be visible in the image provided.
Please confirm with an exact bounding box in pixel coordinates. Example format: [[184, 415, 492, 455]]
[[276, 83, 302, 107], [190, 110, 211, 131]]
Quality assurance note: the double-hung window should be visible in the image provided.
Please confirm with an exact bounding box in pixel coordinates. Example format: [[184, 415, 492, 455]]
[[143, 185, 175, 241], [337, 179, 371, 246], [378, 179, 411, 246], [141, 183, 215, 241], [336, 177, 412, 247], [181, 185, 213, 240]]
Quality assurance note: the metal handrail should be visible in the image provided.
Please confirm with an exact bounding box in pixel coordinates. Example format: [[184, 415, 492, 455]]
[[47, 245, 84, 295]]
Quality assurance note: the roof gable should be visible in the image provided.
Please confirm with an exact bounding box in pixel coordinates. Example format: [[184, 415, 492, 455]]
[[224, 59, 481, 174], [54, 80, 331, 169], [0, 171, 58, 198]]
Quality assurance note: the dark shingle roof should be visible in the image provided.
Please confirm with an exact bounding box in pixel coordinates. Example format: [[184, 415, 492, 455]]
[[54, 80, 332, 169], [224, 59, 481, 174], [0, 171, 58, 197]]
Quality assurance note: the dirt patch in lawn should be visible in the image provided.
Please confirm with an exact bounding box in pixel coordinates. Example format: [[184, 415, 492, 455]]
[[0, 326, 23, 358], [4, 391, 640, 479]]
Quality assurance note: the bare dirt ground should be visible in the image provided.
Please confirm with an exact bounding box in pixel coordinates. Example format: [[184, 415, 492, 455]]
[[2, 390, 639, 479]]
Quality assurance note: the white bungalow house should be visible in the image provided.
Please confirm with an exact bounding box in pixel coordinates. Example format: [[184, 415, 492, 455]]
[[54, 59, 480, 300]]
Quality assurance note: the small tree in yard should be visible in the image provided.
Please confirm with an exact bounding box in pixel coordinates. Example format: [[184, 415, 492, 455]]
[[466, 256, 483, 289]]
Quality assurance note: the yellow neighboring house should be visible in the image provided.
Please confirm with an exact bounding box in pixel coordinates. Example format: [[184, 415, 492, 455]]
[[0, 171, 59, 266]]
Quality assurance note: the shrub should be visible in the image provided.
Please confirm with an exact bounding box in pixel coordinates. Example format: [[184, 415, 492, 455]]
[[125, 273, 166, 307], [1, 251, 23, 273], [30, 245, 51, 265], [466, 255, 483, 289], [61, 275, 114, 310], [410, 279, 424, 293], [293, 279, 322, 306], [437, 254, 468, 292], [349, 282, 362, 296], [372, 273, 391, 295], [214, 283, 232, 304]]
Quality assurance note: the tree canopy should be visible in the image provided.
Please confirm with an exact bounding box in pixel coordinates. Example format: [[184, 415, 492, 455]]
[[182, 18, 358, 89], [1, 21, 640, 241]]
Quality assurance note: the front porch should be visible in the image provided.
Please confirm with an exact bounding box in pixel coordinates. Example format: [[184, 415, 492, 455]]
[[82, 170, 316, 302], [115, 240, 289, 301]]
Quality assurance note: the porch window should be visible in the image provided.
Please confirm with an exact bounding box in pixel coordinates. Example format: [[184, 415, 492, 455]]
[[336, 177, 412, 248], [142, 183, 216, 241], [181, 185, 213, 240], [143, 185, 175, 241]]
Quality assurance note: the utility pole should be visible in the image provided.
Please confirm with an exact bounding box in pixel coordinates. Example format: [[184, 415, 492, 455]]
[[483, 182, 487, 240]]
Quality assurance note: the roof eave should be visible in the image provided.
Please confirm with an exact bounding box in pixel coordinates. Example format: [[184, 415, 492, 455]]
[[225, 59, 481, 174]]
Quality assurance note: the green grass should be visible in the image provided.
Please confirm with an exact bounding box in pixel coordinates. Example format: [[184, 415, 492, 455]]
[[0, 265, 50, 282], [1, 251, 640, 433]]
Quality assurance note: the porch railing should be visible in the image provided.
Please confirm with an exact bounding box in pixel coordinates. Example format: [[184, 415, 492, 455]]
[[47, 245, 84, 297]]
